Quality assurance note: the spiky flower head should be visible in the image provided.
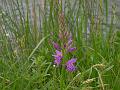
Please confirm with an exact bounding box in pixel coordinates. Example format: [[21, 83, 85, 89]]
[[51, 12, 77, 72]]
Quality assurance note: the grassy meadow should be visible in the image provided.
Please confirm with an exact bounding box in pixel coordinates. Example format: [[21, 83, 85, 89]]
[[0, 0, 120, 90]]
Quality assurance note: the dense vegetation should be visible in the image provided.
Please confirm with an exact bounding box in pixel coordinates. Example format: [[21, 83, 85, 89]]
[[0, 0, 120, 90]]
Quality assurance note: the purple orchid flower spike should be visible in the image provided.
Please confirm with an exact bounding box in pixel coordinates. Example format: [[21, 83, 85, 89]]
[[64, 33, 76, 53], [53, 50, 63, 66], [52, 42, 61, 50], [66, 58, 77, 72]]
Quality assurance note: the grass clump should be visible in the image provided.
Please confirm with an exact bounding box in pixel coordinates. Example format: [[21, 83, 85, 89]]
[[0, 0, 120, 90]]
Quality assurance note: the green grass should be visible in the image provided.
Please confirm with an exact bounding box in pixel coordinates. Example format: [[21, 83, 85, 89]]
[[0, 0, 120, 90]]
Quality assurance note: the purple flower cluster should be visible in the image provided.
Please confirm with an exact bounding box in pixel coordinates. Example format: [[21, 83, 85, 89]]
[[52, 42, 61, 50], [53, 50, 63, 66], [66, 34, 76, 53], [52, 31, 77, 72], [66, 58, 77, 72]]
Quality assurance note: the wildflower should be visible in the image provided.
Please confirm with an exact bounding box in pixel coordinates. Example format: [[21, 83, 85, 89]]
[[52, 11, 77, 72], [52, 42, 61, 50], [53, 65, 56, 67], [53, 50, 63, 66], [68, 47, 76, 52], [68, 39, 72, 46], [66, 58, 77, 72], [66, 34, 76, 52]]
